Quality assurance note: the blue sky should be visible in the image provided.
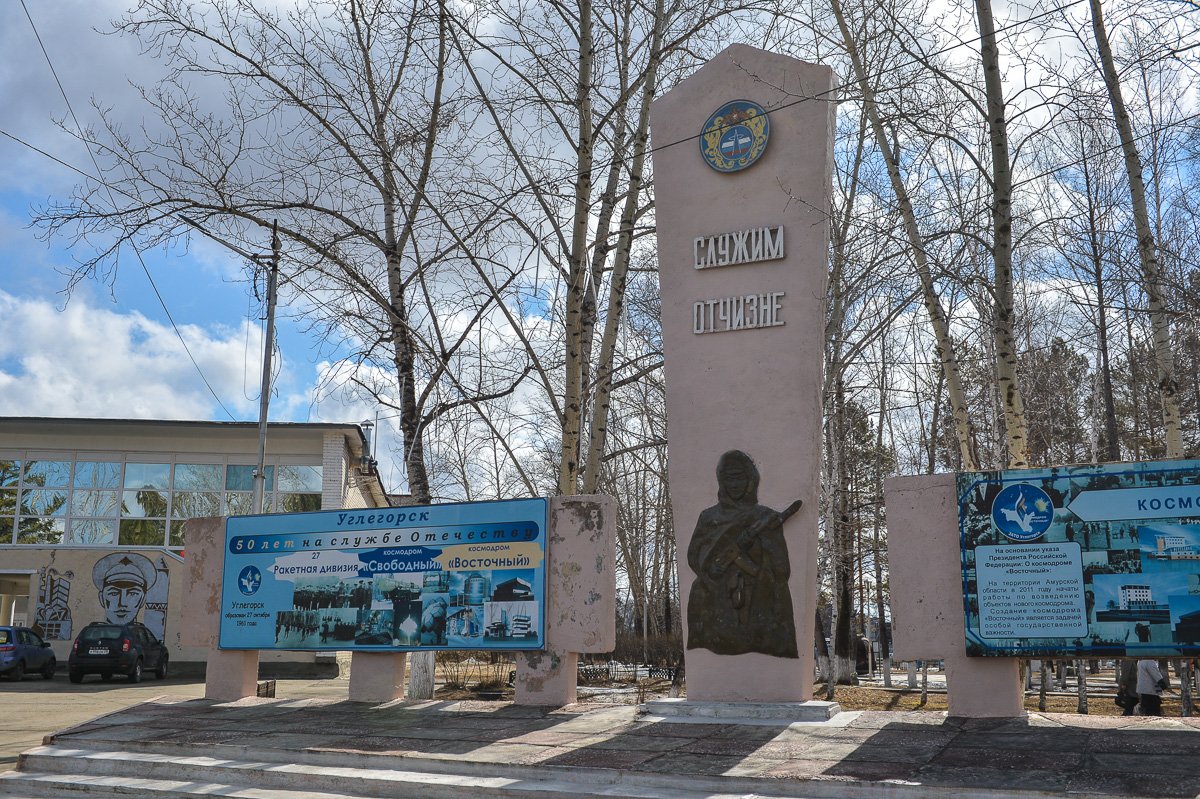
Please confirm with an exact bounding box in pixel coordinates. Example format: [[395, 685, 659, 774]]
[[0, 2, 390, 473]]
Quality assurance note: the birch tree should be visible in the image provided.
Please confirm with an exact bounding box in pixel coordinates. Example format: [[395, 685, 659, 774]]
[[1087, 0, 1183, 458], [829, 0, 980, 470], [453, 0, 761, 497], [973, 0, 1032, 468]]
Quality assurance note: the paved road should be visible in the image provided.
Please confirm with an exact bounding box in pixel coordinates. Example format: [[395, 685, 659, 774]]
[[0, 673, 347, 771]]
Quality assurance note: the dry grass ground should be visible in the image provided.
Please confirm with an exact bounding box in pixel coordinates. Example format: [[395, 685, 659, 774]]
[[824, 684, 1188, 716], [434, 666, 1192, 717]]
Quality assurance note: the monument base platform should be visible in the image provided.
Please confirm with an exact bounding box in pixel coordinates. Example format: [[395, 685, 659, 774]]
[[641, 697, 842, 724], [4, 691, 1197, 799]]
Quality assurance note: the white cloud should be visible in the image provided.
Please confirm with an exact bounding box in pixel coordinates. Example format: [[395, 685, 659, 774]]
[[0, 290, 262, 420], [0, 290, 407, 489]]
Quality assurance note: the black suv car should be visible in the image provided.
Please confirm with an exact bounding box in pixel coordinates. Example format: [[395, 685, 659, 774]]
[[68, 622, 168, 683]]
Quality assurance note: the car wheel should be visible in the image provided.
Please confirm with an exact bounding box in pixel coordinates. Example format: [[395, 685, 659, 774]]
[[100, 672, 113, 682], [128, 659, 142, 683], [9, 661, 24, 682], [41, 658, 56, 680], [155, 654, 168, 680], [68, 669, 83, 684]]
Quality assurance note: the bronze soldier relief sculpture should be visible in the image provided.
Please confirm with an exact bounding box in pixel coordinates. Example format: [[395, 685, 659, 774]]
[[687, 450, 801, 658]]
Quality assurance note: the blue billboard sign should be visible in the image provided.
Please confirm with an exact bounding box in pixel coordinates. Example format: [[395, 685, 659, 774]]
[[219, 498, 548, 652], [959, 460, 1200, 658]]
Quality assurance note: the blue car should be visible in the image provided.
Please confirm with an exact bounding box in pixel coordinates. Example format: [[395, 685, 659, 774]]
[[0, 626, 57, 681]]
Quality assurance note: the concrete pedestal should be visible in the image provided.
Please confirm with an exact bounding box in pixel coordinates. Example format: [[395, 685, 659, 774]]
[[184, 517, 262, 702], [642, 698, 842, 724], [348, 652, 407, 703], [204, 649, 259, 701]]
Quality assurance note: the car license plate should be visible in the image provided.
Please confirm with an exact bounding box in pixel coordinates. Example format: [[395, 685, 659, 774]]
[[88, 648, 107, 655]]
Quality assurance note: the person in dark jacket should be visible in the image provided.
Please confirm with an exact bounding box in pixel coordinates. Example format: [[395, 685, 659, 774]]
[[1117, 659, 1139, 715]]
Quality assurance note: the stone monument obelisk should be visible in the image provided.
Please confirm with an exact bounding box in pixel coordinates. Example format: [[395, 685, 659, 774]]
[[650, 45, 835, 708]]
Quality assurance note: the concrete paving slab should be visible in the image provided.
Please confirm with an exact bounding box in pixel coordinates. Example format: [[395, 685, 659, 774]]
[[8, 681, 1200, 797]]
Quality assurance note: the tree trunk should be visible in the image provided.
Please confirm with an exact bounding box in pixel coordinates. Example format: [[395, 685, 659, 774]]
[[830, 0, 979, 470], [976, 0, 1030, 468], [558, 0, 596, 495], [873, 363, 891, 687], [1089, 0, 1182, 458], [1076, 658, 1088, 714], [815, 607, 832, 686], [1039, 660, 1049, 711], [407, 650, 436, 700], [580, 0, 664, 494], [1077, 129, 1122, 462], [833, 375, 856, 684], [1176, 658, 1193, 716]]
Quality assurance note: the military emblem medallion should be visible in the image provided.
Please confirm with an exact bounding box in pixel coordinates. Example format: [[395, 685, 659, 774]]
[[699, 100, 770, 173]]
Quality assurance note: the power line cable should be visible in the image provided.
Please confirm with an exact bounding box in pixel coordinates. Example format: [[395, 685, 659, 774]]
[[5, 0, 1167, 254], [4, 1, 1195, 384], [19, 0, 239, 421]]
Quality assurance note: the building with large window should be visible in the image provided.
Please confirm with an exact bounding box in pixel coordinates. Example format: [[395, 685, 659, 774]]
[[0, 417, 388, 674]]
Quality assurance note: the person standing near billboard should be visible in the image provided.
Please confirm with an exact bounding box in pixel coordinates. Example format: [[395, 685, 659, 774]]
[[1136, 658, 1168, 716]]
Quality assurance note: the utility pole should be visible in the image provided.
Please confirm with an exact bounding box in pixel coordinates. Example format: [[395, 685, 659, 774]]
[[252, 220, 280, 515]]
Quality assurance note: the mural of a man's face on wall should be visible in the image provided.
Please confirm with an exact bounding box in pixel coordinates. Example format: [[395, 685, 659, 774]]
[[92, 553, 157, 625]]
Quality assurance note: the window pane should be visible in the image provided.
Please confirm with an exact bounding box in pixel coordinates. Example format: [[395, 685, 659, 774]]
[[73, 461, 122, 489], [23, 461, 71, 488], [0, 460, 20, 488], [124, 463, 171, 490], [171, 491, 222, 519], [173, 464, 223, 491], [0, 488, 15, 516], [225, 492, 254, 515], [20, 489, 68, 516], [17, 517, 65, 544], [122, 490, 168, 518], [71, 490, 119, 518], [278, 465, 322, 493], [68, 519, 116, 545], [119, 518, 166, 546], [279, 493, 321, 513], [226, 465, 273, 491], [169, 520, 187, 547]]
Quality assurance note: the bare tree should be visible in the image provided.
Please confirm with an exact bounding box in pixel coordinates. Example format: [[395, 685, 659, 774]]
[[35, 0, 537, 511], [1088, 0, 1183, 458], [829, 0, 980, 470]]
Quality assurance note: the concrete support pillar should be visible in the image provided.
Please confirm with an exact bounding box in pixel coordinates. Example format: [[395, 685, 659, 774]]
[[205, 649, 259, 701], [348, 652, 408, 703], [945, 655, 1024, 717], [184, 517, 263, 702], [514, 495, 616, 705], [886, 474, 1026, 717]]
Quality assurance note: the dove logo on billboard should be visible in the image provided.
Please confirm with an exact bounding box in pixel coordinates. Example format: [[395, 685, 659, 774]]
[[237, 565, 263, 596], [991, 483, 1054, 542]]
